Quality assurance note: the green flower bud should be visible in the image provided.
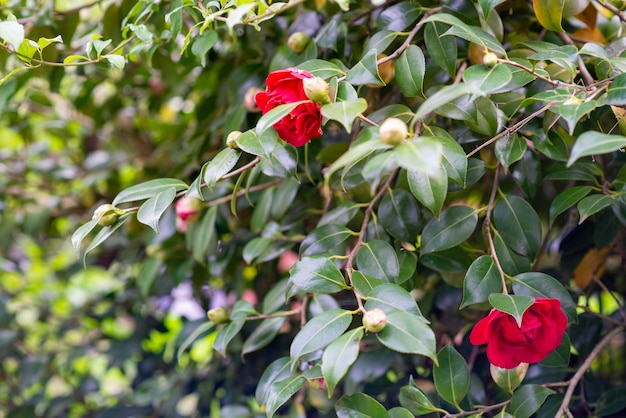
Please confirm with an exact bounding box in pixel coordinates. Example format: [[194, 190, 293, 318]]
[[363, 308, 387, 333], [287, 32, 311, 53], [379, 117, 408, 146], [302, 76, 331, 104], [482, 52, 499, 67], [92, 204, 124, 226], [207, 307, 230, 324], [490, 362, 528, 393]]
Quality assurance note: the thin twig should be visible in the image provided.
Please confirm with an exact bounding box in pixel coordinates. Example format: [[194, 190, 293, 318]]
[[443, 400, 510, 418], [484, 165, 508, 293], [222, 156, 261, 180], [498, 58, 580, 89], [556, 32, 595, 88], [554, 326, 625, 418], [207, 179, 282, 207], [596, 0, 626, 23]]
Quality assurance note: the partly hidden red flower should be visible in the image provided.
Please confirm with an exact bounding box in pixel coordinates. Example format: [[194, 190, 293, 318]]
[[470, 297, 567, 369], [175, 197, 203, 233], [255, 68, 323, 147]]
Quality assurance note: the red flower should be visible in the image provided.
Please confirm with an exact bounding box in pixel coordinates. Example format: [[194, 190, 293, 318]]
[[470, 298, 567, 369], [175, 197, 203, 232], [255, 68, 323, 147]]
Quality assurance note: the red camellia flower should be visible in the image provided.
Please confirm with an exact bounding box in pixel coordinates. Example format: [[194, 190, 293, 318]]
[[255, 68, 323, 147], [174, 197, 203, 233], [469, 297, 567, 369]]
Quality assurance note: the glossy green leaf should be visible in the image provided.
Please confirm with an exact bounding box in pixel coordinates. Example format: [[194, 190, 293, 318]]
[[495, 134, 527, 170], [433, 344, 470, 406], [532, 0, 564, 32], [322, 328, 363, 397], [413, 82, 479, 122], [605, 73, 626, 105], [262, 278, 290, 314], [493, 195, 541, 259], [321, 98, 368, 133], [365, 283, 424, 317], [336, 393, 390, 418], [83, 214, 131, 263], [493, 230, 532, 276], [325, 136, 392, 182], [509, 384, 555, 418], [377, 310, 437, 362], [192, 206, 217, 264], [556, 100, 597, 135], [421, 206, 478, 254], [203, 148, 241, 189], [460, 255, 502, 308], [256, 100, 309, 136], [351, 271, 384, 296], [549, 186, 593, 224], [512, 272, 577, 322], [260, 140, 298, 179], [394, 137, 443, 176], [407, 167, 448, 218], [399, 383, 442, 415], [388, 407, 414, 418], [364, 30, 398, 55], [424, 22, 457, 77], [136, 187, 177, 233], [298, 59, 346, 79], [540, 332, 571, 367], [242, 317, 286, 356], [213, 317, 245, 357], [356, 240, 400, 283], [378, 188, 421, 242], [71, 219, 99, 252], [437, 135, 468, 186], [256, 357, 292, 405], [377, 2, 421, 31], [289, 257, 350, 294], [191, 30, 217, 67], [177, 321, 215, 364], [237, 129, 277, 160], [567, 132, 626, 167], [290, 309, 353, 363], [419, 247, 474, 273], [112, 178, 188, 205], [396, 45, 425, 97], [424, 14, 506, 55], [265, 375, 306, 418], [300, 224, 354, 257], [488, 294, 535, 327], [479, 0, 508, 19], [463, 64, 513, 94], [318, 202, 361, 226], [578, 195, 614, 224], [347, 49, 383, 86]]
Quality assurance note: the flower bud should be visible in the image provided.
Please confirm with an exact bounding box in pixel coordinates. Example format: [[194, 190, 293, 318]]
[[92, 204, 124, 226], [490, 362, 528, 393], [226, 131, 242, 149], [207, 307, 230, 324], [302, 76, 331, 104], [287, 32, 311, 53], [244, 87, 262, 112], [379, 117, 408, 145], [175, 197, 203, 233], [306, 377, 327, 391], [482, 52, 499, 67], [363, 308, 387, 333]]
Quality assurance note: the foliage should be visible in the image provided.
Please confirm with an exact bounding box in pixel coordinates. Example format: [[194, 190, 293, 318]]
[[2, 0, 626, 417]]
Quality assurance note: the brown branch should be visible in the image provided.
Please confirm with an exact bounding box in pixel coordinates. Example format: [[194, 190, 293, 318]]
[[443, 400, 510, 418], [222, 156, 261, 180], [556, 32, 595, 88], [554, 326, 625, 418], [207, 179, 283, 207], [484, 164, 508, 294], [596, 0, 626, 23]]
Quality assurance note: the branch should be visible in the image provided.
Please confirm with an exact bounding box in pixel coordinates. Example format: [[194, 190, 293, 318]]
[[554, 326, 625, 418], [207, 179, 283, 207], [443, 400, 510, 418], [484, 164, 508, 294]]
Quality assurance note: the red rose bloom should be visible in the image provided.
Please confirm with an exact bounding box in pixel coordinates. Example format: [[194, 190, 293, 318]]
[[470, 297, 567, 369], [255, 68, 323, 147]]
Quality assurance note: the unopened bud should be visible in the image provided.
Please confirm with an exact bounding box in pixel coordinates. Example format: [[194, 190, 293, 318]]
[[207, 307, 230, 324], [302, 76, 331, 104], [92, 204, 124, 226], [363, 308, 387, 333], [175, 197, 203, 232], [379, 117, 408, 145], [306, 377, 327, 391], [244, 87, 262, 112], [226, 131, 242, 149], [490, 362, 528, 393], [287, 32, 311, 53], [482, 52, 499, 67]]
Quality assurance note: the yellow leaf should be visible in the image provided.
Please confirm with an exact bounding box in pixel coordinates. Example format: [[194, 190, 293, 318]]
[[572, 27, 607, 44], [575, 2, 597, 29], [574, 247, 610, 288], [533, 0, 565, 32]]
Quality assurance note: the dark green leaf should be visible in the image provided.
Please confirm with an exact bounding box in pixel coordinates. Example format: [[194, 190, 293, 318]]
[[256, 357, 292, 405], [460, 255, 502, 308], [378, 189, 420, 242], [556, 100, 597, 135], [318, 202, 361, 226], [321, 98, 368, 133], [399, 383, 442, 415], [512, 272, 577, 322], [407, 167, 448, 218], [203, 148, 241, 189], [364, 30, 398, 55], [191, 30, 217, 67], [388, 407, 414, 418], [351, 271, 384, 296], [605, 73, 626, 105], [493, 195, 541, 259], [567, 132, 626, 167], [336, 393, 390, 418], [396, 45, 425, 97], [365, 283, 424, 317], [462, 64, 513, 94], [578, 195, 614, 224], [377, 310, 437, 362], [424, 14, 506, 55], [424, 22, 457, 77], [549, 186, 593, 224], [242, 317, 286, 356], [488, 294, 535, 327], [509, 384, 555, 418], [493, 230, 532, 276], [136, 187, 177, 233], [71, 219, 98, 252], [289, 257, 350, 294], [421, 206, 478, 254], [346, 49, 384, 86], [265, 375, 306, 418], [433, 344, 470, 406], [356, 240, 400, 283], [213, 317, 245, 357], [322, 328, 363, 396], [177, 321, 214, 364], [298, 59, 346, 79], [300, 224, 354, 257], [540, 332, 570, 367], [495, 134, 527, 170], [192, 206, 217, 264], [290, 309, 353, 363]]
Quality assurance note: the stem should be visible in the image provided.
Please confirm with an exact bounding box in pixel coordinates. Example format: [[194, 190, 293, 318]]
[[498, 58, 580, 89], [556, 32, 595, 88], [207, 179, 282, 207], [242, 0, 306, 24], [596, 0, 626, 23], [222, 156, 261, 180], [484, 165, 508, 294], [378, 7, 442, 63], [443, 400, 510, 418], [554, 326, 625, 418], [246, 309, 301, 321]]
